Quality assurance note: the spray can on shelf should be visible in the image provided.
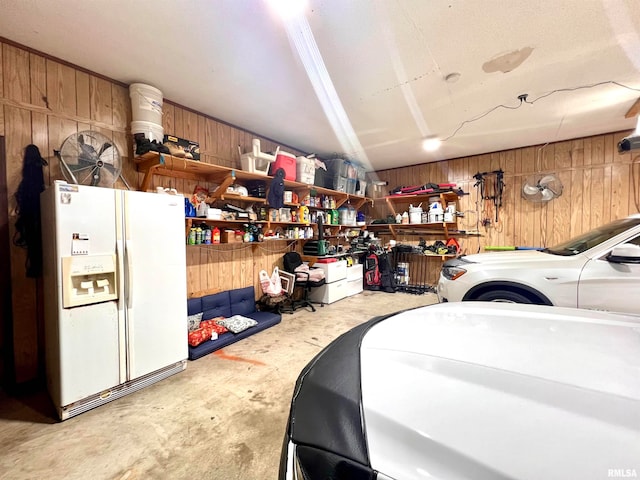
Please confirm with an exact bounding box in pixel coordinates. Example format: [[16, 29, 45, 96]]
[[299, 205, 310, 224]]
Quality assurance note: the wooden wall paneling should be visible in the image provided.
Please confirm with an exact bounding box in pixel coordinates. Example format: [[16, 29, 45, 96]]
[[603, 133, 614, 164], [89, 75, 113, 125], [555, 140, 572, 170], [583, 135, 593, 166], [571, 139, 584, 168], [543, 160, 555, 248], [172, 107, 184, 138], [229, 128, 241, 169], [519, 148, 533, 243], [602, 165, 612, 224], [3, 44, 30, 103], [198, 115, 207, 159], [204, 118, 217, 165], [75, 71, 90, 120], [74, 70, 92, 144], [550, 170, 571, 246], [611, 163, 630, 221], [540, 142, 554, 172], [45, 59, 76, 116], [582, 167, 593, 231], [590, 166, 604, 229], [569, 169, 583, 237], [186, 246, 202, 296], [237, 244, 253, 290], [512, 174, 524, 246], [6, 106, 38, 382], [29, 53, 47, 108], [163, 103, 175, 139], [203, 248, 218, 297], [30, 53, 50, 183], [591, 135, 604, 166], [47, 117, 79, 183], [218, 246, 234, 291], [240, 131, 253, 160], [217, 122, 232, 167], [112, 84, 129, 130], [447, 157, 459, 182], [183, 110, 199, 142]]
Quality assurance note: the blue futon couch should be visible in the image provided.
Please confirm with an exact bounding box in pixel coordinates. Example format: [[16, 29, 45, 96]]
[[187, 286, 281, 360]]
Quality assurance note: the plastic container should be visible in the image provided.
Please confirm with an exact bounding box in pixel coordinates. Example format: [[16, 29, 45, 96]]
[[314, 167, 332, 189], [338, 206, 356, 226], [129, 83, 163, 124], [296, 156, 316, 184], [409, 204, 423, 224], [327, 158, 359, 179], [428, 201, 444, 223], [397, 262, 409, 285], [131, 120, 164, 143], [355, 179, 367, 196], [270, 151, 297, 181]]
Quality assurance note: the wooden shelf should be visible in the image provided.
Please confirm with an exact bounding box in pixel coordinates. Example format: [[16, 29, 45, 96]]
[[373, 191, 472, 240], [135, 152, 374, 208]]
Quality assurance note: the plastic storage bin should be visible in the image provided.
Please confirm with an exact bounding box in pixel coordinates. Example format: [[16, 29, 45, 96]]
[[270, 151, 297, 181], [314, 167, 332, 189], [333, 175, 357, 193], [296, 156, 316, 184]]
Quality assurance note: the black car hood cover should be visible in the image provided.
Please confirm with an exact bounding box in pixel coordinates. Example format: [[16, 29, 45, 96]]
[[287, 313, 394, 466]]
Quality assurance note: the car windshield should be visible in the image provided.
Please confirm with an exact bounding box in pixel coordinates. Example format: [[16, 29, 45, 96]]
[[544, 217, 640, 256]]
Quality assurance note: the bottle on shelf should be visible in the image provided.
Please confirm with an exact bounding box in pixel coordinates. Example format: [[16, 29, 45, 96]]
[[212, 226, 221, 244]]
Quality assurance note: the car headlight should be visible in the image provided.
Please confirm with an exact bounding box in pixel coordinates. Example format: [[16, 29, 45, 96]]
[[442, 265, 467, 280]]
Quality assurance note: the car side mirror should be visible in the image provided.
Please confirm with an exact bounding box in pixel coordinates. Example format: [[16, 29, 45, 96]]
[[607, 243, 640, 264]]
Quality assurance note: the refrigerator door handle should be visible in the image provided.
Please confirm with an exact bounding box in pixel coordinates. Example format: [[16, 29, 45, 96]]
[[115, 238, 127, 384], [125, 240, 133, 309]]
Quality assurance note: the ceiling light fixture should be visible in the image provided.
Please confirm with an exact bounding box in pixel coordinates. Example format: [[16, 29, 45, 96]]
[[266, 0, 307, 20], [422, 137, 441, 151]]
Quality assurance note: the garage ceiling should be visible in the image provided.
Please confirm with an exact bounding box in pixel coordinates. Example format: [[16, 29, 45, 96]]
[[1, 0, 639, 172]]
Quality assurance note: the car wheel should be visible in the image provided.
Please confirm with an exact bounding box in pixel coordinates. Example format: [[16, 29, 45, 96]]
[[475, 290, 537, 304]]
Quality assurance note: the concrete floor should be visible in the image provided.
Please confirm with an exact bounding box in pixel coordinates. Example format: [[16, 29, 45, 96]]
[[0, 291, 437, 480]]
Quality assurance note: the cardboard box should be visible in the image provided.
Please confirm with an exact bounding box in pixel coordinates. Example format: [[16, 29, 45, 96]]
[[221, 230, 243, 243], [163, 134, 200, 160]]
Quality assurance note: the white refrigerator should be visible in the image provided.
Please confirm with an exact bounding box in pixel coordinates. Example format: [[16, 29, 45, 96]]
[[41, 181, 188, 420]]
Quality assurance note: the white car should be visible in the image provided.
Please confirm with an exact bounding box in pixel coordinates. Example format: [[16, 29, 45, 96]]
[[279, 302, 640, 479], [437, 214, 640, 314]]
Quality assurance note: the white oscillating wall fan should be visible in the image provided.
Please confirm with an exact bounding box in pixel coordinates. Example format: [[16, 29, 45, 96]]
[[55, 130, 122, 187], [522, 174, 563, 202]]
